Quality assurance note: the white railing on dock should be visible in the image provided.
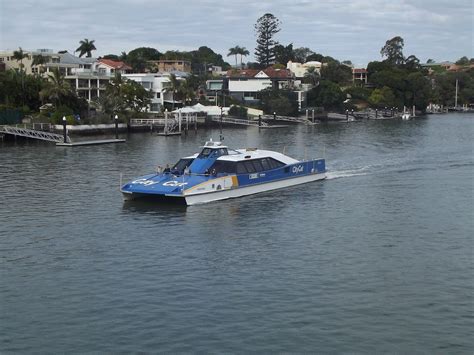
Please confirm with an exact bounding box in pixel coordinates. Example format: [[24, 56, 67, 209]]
[[130, 118, 167, 126], [212, 117, 268, 127]]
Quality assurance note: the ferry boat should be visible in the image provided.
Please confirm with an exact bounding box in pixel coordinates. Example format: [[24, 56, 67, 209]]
[[121, 140, 326, 205]]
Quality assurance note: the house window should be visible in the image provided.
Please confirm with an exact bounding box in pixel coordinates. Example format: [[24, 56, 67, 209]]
[[156, 93, 160, 98]]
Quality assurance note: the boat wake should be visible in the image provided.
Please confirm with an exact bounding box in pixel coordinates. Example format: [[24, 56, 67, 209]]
[[326, 168, 369, 180]]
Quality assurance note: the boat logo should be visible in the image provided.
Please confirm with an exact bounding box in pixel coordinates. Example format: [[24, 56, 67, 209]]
[[132, 178, 159, 186], [292, 165, 304, 173], [163, 180, 188, 187]]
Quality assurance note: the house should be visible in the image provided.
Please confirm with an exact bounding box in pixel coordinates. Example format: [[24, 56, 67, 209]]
[[0, 48, 56, 75], [205, 79, 227, 103], [286, 60, 322, 78], [147, 59, 192, 73], [227, 67, 294, 102], [352, 68, 368, 84], [42, 52, 107, 101], [123, 72, 186, 112], [96, 59, 132, 76]]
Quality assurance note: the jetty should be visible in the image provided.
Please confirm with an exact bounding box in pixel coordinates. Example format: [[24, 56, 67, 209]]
[[0, 123, 125, 146], [0, 124, 68, 143]]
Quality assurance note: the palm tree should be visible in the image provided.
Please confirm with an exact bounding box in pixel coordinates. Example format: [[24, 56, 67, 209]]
[[238, 47, 249, 69], [40, 68, 73, 106], [227, 46, 240, 68], [179, 80, 196, 105], [166, 74, 182, 110], [75, 39, 97, 58], [13, 47, 28, 70], [12, 47, 29, 105], [32, 54, 48, 73]]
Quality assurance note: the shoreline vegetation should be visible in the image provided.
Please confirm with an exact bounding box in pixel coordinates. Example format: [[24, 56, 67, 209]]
[[1, 13, 472, 129]]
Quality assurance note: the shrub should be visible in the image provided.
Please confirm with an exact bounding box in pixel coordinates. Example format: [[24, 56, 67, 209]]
[[229, 105, 248, 119]]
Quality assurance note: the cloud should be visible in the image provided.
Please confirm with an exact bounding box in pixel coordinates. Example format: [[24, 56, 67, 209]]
[[0, 0, 472, 66]]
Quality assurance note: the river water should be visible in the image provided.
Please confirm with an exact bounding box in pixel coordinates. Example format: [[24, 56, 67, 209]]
[[1, 113, 473, 353]]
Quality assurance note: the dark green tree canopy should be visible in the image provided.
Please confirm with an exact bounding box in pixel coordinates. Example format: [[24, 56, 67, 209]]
[[254, 13, 281, 68], [293, 47, 314, 63], [274, 43, 295, 65], [76, 39, 97, 58], [380, 36, 405, 65]]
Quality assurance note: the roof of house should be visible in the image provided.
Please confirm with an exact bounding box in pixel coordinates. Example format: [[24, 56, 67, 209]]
[[59, 52, 94, 65], [98, 58, 132, 70], [352, 68, 367, 73], [227, 67, 293, 79]]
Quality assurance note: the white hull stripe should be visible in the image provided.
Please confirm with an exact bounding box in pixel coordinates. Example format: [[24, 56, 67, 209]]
[[184, 173, 326, 205]]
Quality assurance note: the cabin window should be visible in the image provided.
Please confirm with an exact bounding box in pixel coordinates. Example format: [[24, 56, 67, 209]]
[[210, 160, 236, 174], [252, 159, 264, 172], [243, 161, 256, 173], [268, 158, 285, 169], [198, 148, 212, 158], [236, 162, 247, 174], [172, 158, 194, 174], [261, 158, 271, 171]]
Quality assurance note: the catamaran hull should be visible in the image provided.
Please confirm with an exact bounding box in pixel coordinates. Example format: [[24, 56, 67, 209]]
[[123, 172, 326, 205], [122, 191, 187, 204], [185, 172, 326, 205]]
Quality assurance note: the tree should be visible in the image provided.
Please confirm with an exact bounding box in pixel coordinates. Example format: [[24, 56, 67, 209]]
[[122, 80, 152, 113], [13, 47, 28, 70], [102, 54, 120, 60], [75, 38, 97, 58], [404, 55, 420, 71], [227, 46, 240, 67], [165, 74, 182, 110], [303, 66, 320, 86], [32, 54, 48, 73], [12, 47, 29, 105], [368, 86, 397, 108], [293, 47, 314, 63], [259, 88, 298, 116], [320, 62, 352, 84], [405, 71, 431, 109], [238, 47, 250, 69], [179, 79, 196, 105], [96, 73, 152, 114], [427, 59, 435, 64], [126, 47, 161, 72], [380, 36, 405, 65], [306, 53, 325, 62], [307, 80, 345, 110], [455, 56, 469, 65], [254, 13, 281, 67], [40, 68, 74, 106], [274, 43, 295, 65]]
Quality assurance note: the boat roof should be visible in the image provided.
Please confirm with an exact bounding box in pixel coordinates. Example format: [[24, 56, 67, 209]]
[[218, 148, 299, 164], [201, 140, 228, 149]]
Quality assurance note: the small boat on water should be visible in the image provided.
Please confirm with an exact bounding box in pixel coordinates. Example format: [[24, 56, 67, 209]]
[[121, 140, 326, 205], [401, 113, 411, 120]]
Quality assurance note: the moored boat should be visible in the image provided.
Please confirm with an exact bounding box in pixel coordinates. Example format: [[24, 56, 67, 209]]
[[121, 140, 326, 205]]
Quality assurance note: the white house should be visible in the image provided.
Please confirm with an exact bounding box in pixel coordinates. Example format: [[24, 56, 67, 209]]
[[227, 67, 294, 102], [286, 60, 322, 78], [123, 73, 186, 112]]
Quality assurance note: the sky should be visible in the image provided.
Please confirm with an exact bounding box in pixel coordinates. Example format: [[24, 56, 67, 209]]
[[0, 0, 472, 67]]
